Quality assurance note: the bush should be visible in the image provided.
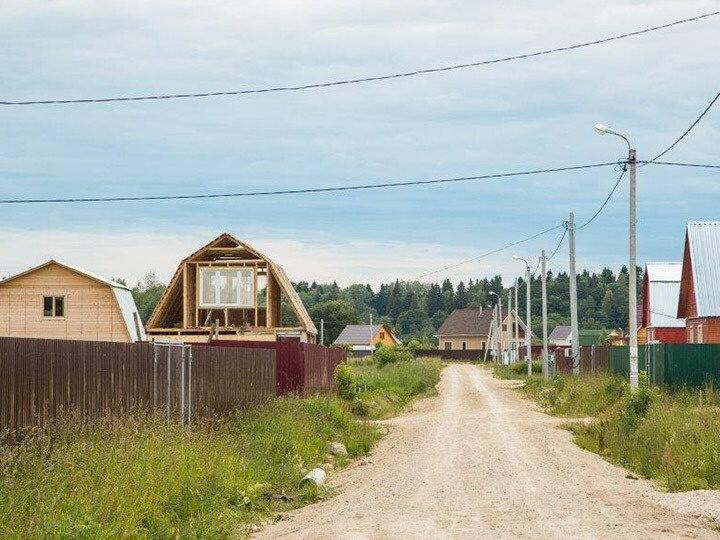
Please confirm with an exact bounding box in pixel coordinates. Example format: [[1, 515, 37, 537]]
[[373, 345, 413, 367], [334, 363, 358, 400]]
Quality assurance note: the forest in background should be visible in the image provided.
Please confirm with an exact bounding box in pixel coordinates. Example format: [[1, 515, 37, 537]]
[[127, 266, 642, 346]]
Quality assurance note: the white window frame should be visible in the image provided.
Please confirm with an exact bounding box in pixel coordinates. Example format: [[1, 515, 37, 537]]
[[198, 267, 255, 308], [698, 324, 703, 344]]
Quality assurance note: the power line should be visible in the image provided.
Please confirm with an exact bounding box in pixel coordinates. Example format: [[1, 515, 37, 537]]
[[2, 11, 717, 106], [546, 225, 569, 261], [643, 160, 720, 169], [0, 161, 618, 205], [577, 167, 627, 229], [645, 88, 720, 163], [413, 223, 565, 280]]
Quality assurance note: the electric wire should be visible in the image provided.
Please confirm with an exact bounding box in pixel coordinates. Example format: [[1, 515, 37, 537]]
[[546, 225, 568, 261], [577, 167, 627, 229], [2, 11, 717, 106], [645, 88, 720, 164], [643, 160, 720, 169], [413, 223, 565, 280], [0, 161, 619, 205]]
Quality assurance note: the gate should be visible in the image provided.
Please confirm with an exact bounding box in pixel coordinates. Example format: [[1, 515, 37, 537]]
[[153, 342, 192, 425]]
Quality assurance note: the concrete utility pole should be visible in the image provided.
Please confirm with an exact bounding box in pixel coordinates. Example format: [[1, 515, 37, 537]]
[[540, 250, 549, 380], [320, 318, 325, 346], [513, 278, 520, 361], [507, 288, 513, 363], [568, 212, 580, 375], [487, 291, 498, 363], [369, 313, 374, 354], [513, 256, 532, 375], [594, 123, 638, 390], [498, 291, 503, 363]]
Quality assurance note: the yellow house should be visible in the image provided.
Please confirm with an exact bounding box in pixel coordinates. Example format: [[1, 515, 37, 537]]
[[0, 260, 145, 342], [333, 323, 401, 356]]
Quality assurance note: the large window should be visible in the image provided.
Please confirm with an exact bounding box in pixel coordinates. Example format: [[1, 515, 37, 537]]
[[43, 296, 65, 317], [199, 267, 255, 308]]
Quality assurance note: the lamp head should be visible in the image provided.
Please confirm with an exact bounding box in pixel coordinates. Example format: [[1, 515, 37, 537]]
[[594, 123, 610, 135]]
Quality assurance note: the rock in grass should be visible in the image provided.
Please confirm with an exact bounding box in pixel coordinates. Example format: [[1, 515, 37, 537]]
[[329, 442, 348, 456], [301, 468, 327, 486]]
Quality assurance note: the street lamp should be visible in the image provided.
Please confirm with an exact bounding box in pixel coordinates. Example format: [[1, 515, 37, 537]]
[[594, 123, 638, 390], [513, 255, 533, 376], [487, 291, 501, 363]]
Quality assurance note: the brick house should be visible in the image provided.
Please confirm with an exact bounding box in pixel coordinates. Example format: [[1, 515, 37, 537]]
[[677, 222, 720, 343], [641, 262, 685, 343]]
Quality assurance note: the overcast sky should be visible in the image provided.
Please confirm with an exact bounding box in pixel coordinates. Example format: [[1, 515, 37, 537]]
[[1, 1, 718, 287]]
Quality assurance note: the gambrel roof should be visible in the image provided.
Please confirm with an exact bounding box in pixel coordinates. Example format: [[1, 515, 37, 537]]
[[146, 233, 316, 335]]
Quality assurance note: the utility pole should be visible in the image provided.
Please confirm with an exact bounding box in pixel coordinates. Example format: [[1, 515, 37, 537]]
[[498, 291, 503, 363], [540, 250, 549, 379], [320, 318, 325, 346], [514, 280, 519, 363], [525, 266, 532, 376], [507, 288, 513, 363], [628, 148, 639, 389], [594, 123, 638, 389], [568, 212, 580, 375], [369, 313, 374, 355]]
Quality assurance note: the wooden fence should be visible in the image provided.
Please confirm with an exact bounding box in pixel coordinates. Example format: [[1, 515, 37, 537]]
[[0, 337, 276, 431]]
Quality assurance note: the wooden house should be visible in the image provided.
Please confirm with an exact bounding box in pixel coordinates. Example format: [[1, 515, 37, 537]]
[[0, 260, 145, 342], [146, 233, 317, 343], [334, 323, 401, 356], [436, 307, 528, 351], [677, 222, 720, 343]]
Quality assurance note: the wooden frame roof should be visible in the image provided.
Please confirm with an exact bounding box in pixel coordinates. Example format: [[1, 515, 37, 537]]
[[146, 233, 317, 335]]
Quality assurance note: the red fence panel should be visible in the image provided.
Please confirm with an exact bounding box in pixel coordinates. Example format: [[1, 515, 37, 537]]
[[199, 341, 346, 395]]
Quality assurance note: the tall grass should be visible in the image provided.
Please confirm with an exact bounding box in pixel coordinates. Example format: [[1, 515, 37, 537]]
[[492, 367, 720, 492], [0, 395, 380, 538], [338, 357, 444, 419]]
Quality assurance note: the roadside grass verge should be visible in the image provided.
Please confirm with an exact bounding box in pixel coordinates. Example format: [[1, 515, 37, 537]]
[[489, 366, 720, 491], [337, 355, 444, 419], [0, 395, 381, 539], [492, 361, 542, 380]]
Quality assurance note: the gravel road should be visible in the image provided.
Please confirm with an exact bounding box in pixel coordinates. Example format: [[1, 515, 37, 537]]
[[257, 363, 719, 539]]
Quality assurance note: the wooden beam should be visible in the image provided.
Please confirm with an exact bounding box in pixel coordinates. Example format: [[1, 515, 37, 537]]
[[182, 263, 188, 327]]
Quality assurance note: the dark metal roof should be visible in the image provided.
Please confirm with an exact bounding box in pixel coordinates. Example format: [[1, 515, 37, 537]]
[[334, 324, 386, 345], [437, 308, 504, 337], [549, 325, 572, 340]]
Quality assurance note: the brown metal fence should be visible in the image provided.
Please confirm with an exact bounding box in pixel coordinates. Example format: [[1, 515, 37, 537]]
[[554, 345, 610, 375], [0, 337, 276, 431]]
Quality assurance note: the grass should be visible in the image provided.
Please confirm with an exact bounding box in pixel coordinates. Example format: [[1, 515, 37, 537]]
[[0, 395, 381, 539], [339, 356, 444, 419], [489, 365, 720, 491]]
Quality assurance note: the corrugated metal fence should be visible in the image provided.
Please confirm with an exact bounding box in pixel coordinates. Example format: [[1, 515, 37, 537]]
[[0, 337, 276, 431]]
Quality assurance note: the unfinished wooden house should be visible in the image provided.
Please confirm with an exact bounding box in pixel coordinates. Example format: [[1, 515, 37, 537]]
[[146, 233, 317, 343]]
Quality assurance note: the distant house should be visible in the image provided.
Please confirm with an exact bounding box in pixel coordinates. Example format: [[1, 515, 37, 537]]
[[677, 222, 720, 343], [549, 325, 572, 347], [333, 324, 400, 356], [549, 326, 609, 347], [436, 307, 529, 351], [146, 233, 317, 343], [0, 260, 145, 342], [641, 262, 685, 344]]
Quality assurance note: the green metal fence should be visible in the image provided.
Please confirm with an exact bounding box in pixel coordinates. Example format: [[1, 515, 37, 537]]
[[645, 344, 720, 389], [608, 345, 646, 378]]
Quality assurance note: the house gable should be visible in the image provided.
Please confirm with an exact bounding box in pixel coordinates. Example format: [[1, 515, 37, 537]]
[[146, 233, 316, 339], [677, 232, 697, 319]]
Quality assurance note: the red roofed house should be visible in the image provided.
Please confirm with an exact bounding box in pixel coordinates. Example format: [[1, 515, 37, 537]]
[[641, 262, 685, 344], [677, 222, 720, 343]]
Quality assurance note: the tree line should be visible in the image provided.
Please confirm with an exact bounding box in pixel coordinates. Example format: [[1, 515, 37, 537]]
[[126, 266, 641, 346]]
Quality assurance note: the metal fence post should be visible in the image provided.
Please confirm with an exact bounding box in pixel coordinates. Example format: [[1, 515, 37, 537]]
[[180, 345, 186, 426], [166, 345, 171, 424], [187, 346, 193, 426]]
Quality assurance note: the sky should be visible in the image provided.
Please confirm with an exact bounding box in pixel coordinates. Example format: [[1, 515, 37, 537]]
[[1, 0, 718, 287]]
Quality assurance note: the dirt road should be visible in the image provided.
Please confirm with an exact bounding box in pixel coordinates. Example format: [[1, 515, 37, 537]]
[[257, 364, 719, 539]]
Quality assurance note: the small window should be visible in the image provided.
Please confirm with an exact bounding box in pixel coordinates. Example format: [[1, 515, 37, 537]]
[[501, 324, 507, 331], [444, 341, 452, 350], [698, 324, 703, 344], [43, 296, 65, 317], [379, 331, 385, 340], [462, 341, 467, 350]]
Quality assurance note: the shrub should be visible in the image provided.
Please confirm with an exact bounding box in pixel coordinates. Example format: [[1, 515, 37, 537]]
[[373, 345, 413, 367], [334, 363, 358, 400]]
